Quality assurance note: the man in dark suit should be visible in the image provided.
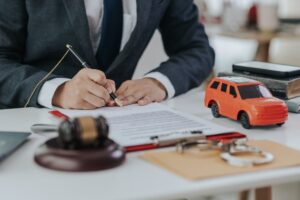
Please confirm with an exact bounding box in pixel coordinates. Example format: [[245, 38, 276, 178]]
[[0, 0, 214, 109]]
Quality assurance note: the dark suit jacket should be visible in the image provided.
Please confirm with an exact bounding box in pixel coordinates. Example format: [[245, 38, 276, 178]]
[[0, 0, 214, 108]]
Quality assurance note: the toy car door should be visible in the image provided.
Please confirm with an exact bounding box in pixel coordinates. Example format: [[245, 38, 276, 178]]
[[218, 82, 230, 116], [225, 85, 240, 120]]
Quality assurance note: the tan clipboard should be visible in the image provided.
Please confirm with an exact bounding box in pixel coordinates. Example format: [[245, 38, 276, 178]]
[[140, 140, 300, 180]]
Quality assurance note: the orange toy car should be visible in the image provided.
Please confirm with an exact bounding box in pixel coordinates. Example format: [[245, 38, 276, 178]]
[[204, 77, 288, 129]]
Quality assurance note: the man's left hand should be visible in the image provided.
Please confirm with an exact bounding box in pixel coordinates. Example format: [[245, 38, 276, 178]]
[[116, 78, 167, 106]]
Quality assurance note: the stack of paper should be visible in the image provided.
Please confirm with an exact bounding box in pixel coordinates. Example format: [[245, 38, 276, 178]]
[[59, 103, 232, 146]]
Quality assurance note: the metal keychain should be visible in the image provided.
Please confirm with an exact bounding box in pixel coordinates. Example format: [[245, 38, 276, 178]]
[[176, 138, 274, 167]]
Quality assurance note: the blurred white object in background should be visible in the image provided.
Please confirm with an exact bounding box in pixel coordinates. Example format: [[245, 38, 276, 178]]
[[278, 0, 300, 19], [210, 35, 258, 74], [222, 0, 254, 31], [257, 0, 279, 32], [200, 0, 224, 18], [269, 37, 300, 67]]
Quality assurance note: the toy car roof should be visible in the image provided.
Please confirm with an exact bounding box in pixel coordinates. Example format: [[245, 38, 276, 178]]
[[217, 76, 260, 84]]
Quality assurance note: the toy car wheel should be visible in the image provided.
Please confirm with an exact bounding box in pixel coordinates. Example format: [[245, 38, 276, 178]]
[[277, 123, 285, 127], [240, 112, 251, 129], [211, 103, 221, 118]]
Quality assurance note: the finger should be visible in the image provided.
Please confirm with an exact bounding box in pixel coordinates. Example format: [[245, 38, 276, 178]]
[[107, 100, 116, 107], [122, 95, 138, 106], [117, 84, 141, 100], [109, 80, 116, 93], [105, 80, 116, 94], [84, 69, 107, 85], [122, 86, 139, 98], [85, 80, 110, 102], [82, 92, 106, 108], [138, 96, 152, 106], [81, 102, 97, 110], [72, 100, 96, 110], [121, 89, 146, 105], [116, 81, 131, 98]]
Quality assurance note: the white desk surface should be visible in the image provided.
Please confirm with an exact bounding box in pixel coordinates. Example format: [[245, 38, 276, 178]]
[[0, 88, 300, 200]]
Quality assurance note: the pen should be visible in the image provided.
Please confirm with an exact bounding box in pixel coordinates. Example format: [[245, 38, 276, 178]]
[[31, 124, 58, 134], [49, 110, 69, 120], [66, 44, 123, 107]]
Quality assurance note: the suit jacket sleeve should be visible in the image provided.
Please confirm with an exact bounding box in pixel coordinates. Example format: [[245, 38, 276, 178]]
[[0, 1, 56, 108], [151, 0, 215, 96]]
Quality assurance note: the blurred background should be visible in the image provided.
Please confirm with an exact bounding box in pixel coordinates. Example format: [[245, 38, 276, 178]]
[[133, 0, 300, 79]]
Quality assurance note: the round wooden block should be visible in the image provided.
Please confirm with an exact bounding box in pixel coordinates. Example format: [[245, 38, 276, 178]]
[[34, 138, 126, 172]]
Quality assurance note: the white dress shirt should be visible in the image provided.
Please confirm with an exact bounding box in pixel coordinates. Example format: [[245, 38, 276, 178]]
[[38, 0, 175, 108]]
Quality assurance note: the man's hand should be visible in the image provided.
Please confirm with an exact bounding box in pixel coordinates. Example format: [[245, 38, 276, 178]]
[[52, 68, 115, 109], [116, 78, 167, 106]]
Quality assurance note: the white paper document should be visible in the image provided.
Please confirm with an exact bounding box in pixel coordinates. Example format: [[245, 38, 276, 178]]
[[59, 103, 232, 146]]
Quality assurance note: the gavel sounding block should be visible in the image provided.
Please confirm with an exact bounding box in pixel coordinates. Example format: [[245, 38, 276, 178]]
[[35, 138, 126, 172]]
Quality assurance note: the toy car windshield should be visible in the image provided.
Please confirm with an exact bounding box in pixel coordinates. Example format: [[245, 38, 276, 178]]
[[238, 85, 272, 99]]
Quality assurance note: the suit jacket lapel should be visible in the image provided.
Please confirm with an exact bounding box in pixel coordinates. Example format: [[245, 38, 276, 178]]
[[63, 0, 98, 67], [106, 0, 153, 74]]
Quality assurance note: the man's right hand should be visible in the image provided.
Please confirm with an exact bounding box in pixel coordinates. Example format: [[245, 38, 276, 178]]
[[52, 68, 115, 109]]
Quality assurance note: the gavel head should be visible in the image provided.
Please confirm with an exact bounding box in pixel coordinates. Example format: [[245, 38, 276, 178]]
[[58, 116, 109, 149]]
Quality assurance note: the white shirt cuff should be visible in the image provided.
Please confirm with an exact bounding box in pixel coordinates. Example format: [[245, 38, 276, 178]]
[[144, 72, 175, 99], [38, 78, 70, 108]]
